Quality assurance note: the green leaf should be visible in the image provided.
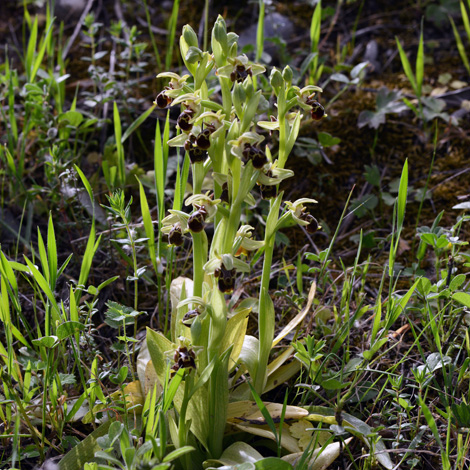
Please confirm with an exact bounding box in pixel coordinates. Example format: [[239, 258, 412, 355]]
[[59, 111, 84, 128], [56, 321, 86, 341], [47, 214, 58, 290], [163, 446, 195, 463], [397, 159, 408, 233], [305, 406, 394, 469], [416, 29, 424, 97], [453, 292, 470, 308], [32, 335, 59, 348], [204, 442, 263, 468], [59, 421, 114, 470], [74, 164, 94, 207], [255, 458, 293, 469], [449, 274, 466, 291]]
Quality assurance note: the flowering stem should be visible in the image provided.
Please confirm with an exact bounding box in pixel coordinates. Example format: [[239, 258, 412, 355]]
[[192, 232, 205, 298], [255, 232, 275, 394]]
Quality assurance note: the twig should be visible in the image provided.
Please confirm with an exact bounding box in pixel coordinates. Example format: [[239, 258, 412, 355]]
[[61, 0, 95, 62]]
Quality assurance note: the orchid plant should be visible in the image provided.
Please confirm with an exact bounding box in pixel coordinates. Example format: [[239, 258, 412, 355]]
[[145, 16, 325, 463]]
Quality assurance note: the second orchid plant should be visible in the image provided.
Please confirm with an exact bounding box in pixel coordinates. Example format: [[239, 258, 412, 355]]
[[146, 16, 325, 461]]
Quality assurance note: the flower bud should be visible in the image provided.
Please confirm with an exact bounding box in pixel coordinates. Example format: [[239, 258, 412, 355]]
[[182, 25, 199, 48], [270, 68, 283, 92], [282, 65, 293, 84]]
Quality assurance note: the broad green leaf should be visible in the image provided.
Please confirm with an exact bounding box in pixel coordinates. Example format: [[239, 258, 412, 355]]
[[204, 442, 263, 468], [453, 292, 470, 308], [305, 406, 394, 469], [32, 335, 59, 348], [239, 335, 260, 380], [449, 274, 466, 291], [59, 111, 84, 128], [221, 307, 250, 370], [59, 420, 114, 470], [56, 321, 86, 341], [146, 328, 175, 382], [282, 438, 352, 470], [163, 446, 195, 463]]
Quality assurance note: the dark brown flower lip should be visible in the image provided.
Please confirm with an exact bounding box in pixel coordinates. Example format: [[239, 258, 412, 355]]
[[215, 266, 237, 293], [307, 100, 325, 121], [168, 224, 184, 246], [230, 64, 253, 83], [187, 206, 208, 232], [172, 346, 197, 371], [242, 144, 267, 169], [177, 109, 194, 131], [155, 90, 172, 109]]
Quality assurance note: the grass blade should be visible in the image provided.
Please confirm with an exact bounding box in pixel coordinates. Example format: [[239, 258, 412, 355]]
[[256, 0, 265, 63], [47, 214, 58, 290], [137, 177, 157, 275], [121, 103, 157, 144], [450, 15, 470, 75], [416, 28, 424, 98], [397, 159, 408, 234], [396, 37, 417, 96], [165, 0, 181, 71], [113, 102, 125, 188], [154, 119, 165, 223]]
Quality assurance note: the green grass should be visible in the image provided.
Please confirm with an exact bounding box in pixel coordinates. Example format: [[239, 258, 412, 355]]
[[0, 1, 469, 469]]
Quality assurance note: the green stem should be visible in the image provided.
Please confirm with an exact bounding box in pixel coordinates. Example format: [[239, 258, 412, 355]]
[[192, 232, 204, 297], [254, 233, 275, 394], [178, 374, 192, 470]]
